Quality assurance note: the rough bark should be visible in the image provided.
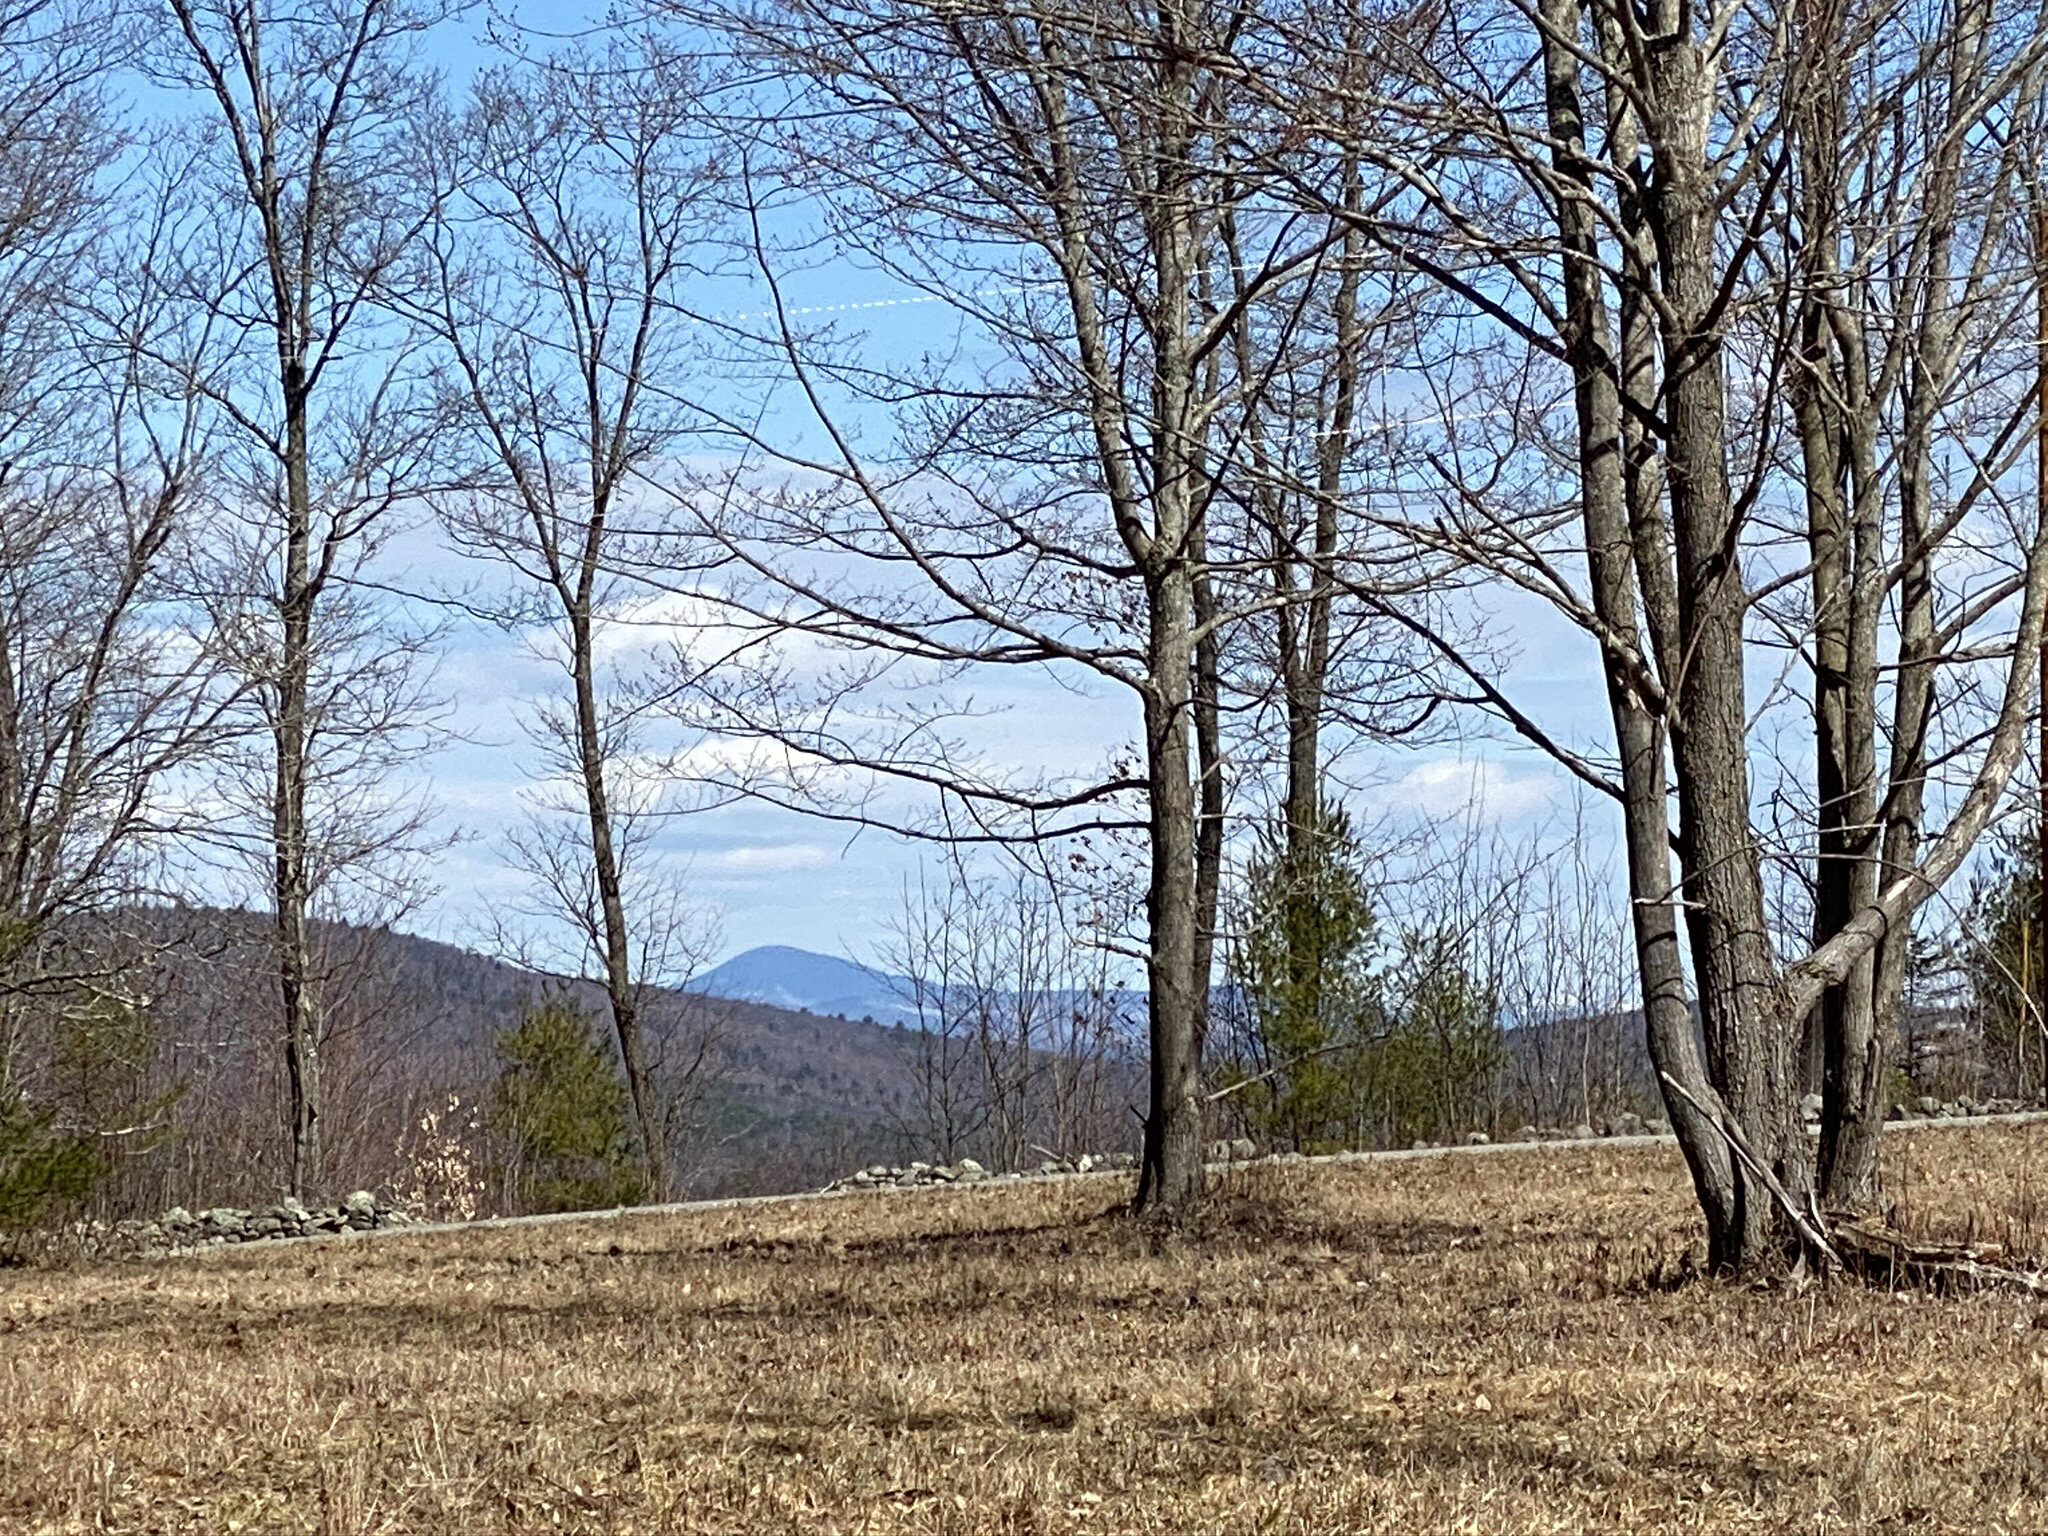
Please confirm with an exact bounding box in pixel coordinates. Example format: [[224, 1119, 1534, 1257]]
[[1538, 0, 1740, 1258], [1133, 10, 1209, 1215], [1137, 569, 1206, 1213]]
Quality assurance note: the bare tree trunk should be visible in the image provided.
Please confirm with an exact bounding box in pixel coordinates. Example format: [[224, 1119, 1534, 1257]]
[[276, 389, 321, 1196], [1782, 0, 2005, 1210], [1137, 581, 1205, 1212], [1538, 0, 1746, 1261], [1660, 290, 1801, 1266], [570, 607, 668, 1202], [1135, 183, 1208, 1211]]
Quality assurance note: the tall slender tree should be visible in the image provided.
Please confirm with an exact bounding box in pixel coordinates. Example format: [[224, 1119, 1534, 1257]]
[[153, 0, 461, 1198], [662, 0, 1378, 1214], [418, 34, 725, 1202]]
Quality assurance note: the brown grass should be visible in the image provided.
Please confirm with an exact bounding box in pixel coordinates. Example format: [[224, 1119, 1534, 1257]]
[[8, 1124, 2048, 1534]]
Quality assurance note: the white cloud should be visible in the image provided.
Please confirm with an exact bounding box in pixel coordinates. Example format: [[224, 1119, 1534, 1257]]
[[693, 843, 838, 876], [1390, 757, 1559, 821]]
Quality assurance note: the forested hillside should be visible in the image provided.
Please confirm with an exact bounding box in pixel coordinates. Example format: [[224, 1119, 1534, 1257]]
[[25, 910, 975, 1220]]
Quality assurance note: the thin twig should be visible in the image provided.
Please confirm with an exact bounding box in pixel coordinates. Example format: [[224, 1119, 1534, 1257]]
[[1204, 1035, 1392, 1103]]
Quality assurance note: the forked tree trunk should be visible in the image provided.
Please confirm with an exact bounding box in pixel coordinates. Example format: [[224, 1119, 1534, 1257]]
[[1541, 0, 1804, 1270]]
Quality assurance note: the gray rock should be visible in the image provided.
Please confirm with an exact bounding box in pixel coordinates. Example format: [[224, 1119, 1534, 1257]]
[[343, 1190, 377, 1218], [1229, 1137, 1258, 1161], [1801, 1093, 1824, 1119], [1571, 1123, 1595, 1140], [1917, 1095, 1944, 1116], [1465, 1131, 1490, 1146], [949, 1158, 986, 1182]]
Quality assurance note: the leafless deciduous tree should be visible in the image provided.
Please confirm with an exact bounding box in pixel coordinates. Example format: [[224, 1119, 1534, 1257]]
[[1272, 0, 2048, 1269], [151, 0, 461, 1198], [659, 0, 1434, 1214], [883, 847, 1132, 1170], [417, 33, 726, 1201], [0, 6, 252, 1149]]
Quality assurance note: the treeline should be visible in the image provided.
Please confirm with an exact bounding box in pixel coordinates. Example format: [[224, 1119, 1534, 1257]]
[[2, 0, 2046, 1274]]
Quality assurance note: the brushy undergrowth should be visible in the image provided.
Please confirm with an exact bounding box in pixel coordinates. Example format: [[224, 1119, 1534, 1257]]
[[6, 1123, 2048, 1533]]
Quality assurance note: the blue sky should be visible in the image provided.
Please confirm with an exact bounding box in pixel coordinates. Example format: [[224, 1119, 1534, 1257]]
[[399, 518, 1604, 968], [324, 3, 1625, 969]]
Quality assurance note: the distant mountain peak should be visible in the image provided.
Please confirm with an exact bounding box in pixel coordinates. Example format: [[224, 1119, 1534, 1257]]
[[690, 945, 920, 1025]]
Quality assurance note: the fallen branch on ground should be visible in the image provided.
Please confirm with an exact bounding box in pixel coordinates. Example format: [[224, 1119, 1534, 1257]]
[[1658, 1072, 1842, 1269], [1660, 1072, 2048, 1294], [1831, 1219, 2048, 1295]]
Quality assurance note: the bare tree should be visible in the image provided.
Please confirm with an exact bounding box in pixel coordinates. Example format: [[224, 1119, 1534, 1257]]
[[0, 8, 234, 1055], [658, 0, 1405, 1215], [1769, 0, 2046, 1208], [1270, 0, 2048, 1269], [884, 870, 989, 1166], [416, 32, 724, 1202], [150, 0, 462, 1198], [882, 846, 1133, 1169], [1494, 798, 1639, 1131]]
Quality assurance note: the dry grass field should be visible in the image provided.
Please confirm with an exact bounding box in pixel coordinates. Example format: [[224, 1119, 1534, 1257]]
[[8, 1125, 2048, 1535]]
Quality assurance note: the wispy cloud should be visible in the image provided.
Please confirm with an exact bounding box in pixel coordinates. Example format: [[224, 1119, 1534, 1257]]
[[693, 842, 838, 877], [1391, 757, 1558, 821]]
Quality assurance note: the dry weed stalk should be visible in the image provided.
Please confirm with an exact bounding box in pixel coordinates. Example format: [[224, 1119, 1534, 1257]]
[[389, 1092, 486, 1223]]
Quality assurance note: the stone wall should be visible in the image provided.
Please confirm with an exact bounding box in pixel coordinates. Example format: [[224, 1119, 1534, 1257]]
[[70, 1191, 419, 1259]]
